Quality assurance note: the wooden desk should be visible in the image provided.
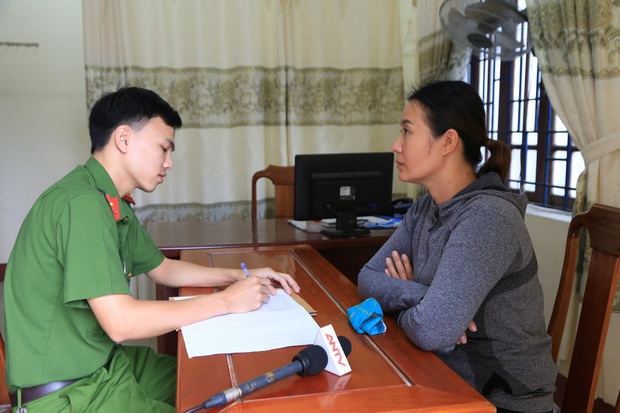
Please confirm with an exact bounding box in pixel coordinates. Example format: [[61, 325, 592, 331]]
[[176, 245, 495, 413], [147, 218, 394, 285]]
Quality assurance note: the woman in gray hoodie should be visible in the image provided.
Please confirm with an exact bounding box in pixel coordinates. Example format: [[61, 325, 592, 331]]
[[357, 80, 557, 413]]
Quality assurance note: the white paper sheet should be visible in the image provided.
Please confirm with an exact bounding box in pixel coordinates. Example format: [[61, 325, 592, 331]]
[[180, 290, 320, 358]]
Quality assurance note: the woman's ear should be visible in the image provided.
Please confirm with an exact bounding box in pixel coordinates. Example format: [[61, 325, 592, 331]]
[[442, 128, 460, 155]]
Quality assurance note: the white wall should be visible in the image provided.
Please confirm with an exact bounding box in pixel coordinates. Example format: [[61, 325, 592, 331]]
[[525, 205, 572, 325], [0, 0, 618, 406], [0, 0, 89, 261]]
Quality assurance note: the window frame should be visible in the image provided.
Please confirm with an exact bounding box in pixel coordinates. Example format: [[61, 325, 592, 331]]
[[469, 53, 583, 211]]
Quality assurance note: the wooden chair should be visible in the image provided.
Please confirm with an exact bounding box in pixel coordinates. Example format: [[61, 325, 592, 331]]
[[0, 332, 11, 411], [547, 203, 620, 413], [251, 165, 295, 225], [1, 264, 11, 411]]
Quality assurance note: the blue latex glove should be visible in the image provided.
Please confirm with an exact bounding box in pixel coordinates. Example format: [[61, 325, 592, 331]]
[[347, 297, 387, 335]]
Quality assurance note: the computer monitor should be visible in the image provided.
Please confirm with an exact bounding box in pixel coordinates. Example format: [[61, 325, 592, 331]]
[[294, 152, 394, 237]]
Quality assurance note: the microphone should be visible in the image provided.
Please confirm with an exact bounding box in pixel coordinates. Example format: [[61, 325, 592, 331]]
[[185, 336, 352, 413], [185, 345, 326, 413], [337, 335, 352, 356]]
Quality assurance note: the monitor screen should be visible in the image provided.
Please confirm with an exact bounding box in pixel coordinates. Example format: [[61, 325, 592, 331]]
[[294, 152, 394, 237]]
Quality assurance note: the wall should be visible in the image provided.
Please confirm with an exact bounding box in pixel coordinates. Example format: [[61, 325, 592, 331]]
[[0, 0, 618, 405], [525, 205, 571, 325], [0, 0, 89, 262]]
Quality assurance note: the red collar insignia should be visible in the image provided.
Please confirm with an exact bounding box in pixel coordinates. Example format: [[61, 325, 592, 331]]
[[105, 193, 121, 221], [104, 193, 134, 221]]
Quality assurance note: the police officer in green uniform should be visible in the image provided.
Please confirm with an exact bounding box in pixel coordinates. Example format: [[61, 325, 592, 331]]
[[4, 87, 300, 413]]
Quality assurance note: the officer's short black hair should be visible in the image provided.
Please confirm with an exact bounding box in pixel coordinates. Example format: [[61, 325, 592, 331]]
[[88, 87, 182, 154]]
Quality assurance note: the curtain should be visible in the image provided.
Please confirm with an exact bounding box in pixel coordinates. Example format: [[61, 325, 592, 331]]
[[417, 0, 470, 84], [82, 0, 407, 226], [526, 0, 620, 404]]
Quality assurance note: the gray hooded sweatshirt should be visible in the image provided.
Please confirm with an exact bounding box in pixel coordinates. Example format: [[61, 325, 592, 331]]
[[358, 172, 557, 412]]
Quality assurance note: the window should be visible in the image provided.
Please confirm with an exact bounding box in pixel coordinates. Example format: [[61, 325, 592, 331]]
[[469, 35, 585, 211]]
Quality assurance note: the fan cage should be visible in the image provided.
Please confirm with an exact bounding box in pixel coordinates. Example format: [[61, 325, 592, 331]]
[[439, 0, 531, 61]]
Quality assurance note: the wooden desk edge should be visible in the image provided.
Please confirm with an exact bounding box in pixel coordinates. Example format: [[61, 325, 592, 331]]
[[215, 384, 494, 413]]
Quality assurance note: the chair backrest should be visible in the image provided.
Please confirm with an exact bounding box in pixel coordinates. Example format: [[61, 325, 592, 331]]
[[251, 165, 295, 224], [547, 203, 620, 413], [0, 331, 10, 406], [1, 265, 12, 410]]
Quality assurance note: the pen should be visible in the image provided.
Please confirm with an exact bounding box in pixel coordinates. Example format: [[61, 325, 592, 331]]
[[241, 262, 251, 278]]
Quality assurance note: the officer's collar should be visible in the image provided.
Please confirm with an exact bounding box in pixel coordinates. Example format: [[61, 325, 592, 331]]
[[84, 157, 134, 222]]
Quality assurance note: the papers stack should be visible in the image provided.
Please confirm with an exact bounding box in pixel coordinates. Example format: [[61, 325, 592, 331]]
[[179, 290, 320, 358]]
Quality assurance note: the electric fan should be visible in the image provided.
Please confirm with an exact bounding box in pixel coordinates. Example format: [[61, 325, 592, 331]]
[[439, 0, 532, 61]]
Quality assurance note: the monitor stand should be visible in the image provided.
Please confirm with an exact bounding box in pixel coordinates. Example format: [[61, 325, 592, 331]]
[[321, 210, 370, 238]]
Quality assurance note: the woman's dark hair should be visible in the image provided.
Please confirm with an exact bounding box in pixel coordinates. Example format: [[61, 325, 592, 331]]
[[407, 80, 510, 181], [88, 87, 183, 154]]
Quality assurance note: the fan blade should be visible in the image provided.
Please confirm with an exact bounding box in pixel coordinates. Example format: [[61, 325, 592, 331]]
[[447, 8, 480, 35], [493, 30, 524, 50], [446, 8, 496, 49]]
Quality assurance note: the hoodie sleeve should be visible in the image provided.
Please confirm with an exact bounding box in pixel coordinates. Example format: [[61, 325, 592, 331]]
[[358, 208, 430, 313]]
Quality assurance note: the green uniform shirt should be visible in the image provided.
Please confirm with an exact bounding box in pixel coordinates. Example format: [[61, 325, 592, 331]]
[[4, 157, 164, 390]]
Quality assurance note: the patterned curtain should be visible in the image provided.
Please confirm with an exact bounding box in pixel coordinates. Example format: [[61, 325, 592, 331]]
[[417, 0, 470, 84], [82, 0, 407, 226], [527, 0, 620, 213], [526, 0, 620, 404]]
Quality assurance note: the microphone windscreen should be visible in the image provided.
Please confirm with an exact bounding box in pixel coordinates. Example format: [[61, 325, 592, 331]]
[[338, 336, 352, 356], [294, 344, 328, 376]]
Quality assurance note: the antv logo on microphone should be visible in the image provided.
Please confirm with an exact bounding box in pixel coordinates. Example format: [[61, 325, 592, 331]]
[[314, 324, 351, 376]]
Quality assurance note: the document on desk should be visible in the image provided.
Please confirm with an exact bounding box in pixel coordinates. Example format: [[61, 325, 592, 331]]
[[180, 290, 320, 358]]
